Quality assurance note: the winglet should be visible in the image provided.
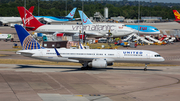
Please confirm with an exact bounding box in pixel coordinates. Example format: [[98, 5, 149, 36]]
[[66, 7, 77, 18], [28, 6, 34, 14], [54, 48, 62, 57], [79, 42, 85, 49], [78, 10, 93, 25]]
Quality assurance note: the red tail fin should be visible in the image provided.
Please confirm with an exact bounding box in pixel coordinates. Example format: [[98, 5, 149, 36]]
[[28, 6, 34, 14], [173, 10, 180, 21], [17, 6, 44, 31]]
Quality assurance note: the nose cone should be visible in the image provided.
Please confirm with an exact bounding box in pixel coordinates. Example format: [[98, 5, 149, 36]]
[[161, 57, 165, 62]]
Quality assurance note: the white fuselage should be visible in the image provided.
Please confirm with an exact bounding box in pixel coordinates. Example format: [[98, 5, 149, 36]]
[[0, 17, 21, 24], [35, 23, 134, 37], [17, 48, 164, 64]]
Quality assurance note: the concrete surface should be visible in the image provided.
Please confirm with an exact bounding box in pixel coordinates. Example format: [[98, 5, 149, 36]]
[[0, 22, 180, 101], [0, 64, 180, 101]]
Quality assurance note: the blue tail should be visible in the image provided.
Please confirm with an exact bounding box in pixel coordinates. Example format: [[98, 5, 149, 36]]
[[66, 8, 77, 18], [78, 10, 93, 25], [14, 25, 44, 50], [79, 42, 85, 49]]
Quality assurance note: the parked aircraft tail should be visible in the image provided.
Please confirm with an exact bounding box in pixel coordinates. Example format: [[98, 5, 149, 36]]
[[66, 8, 77, 18], [28, 6, 34, 14], [173, 10, 180, 23], [78, 10, 93, 25], [14, 24, 43, 50], [17, 6, 44, 31]]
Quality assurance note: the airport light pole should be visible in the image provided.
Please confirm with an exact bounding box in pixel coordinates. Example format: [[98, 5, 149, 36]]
[[38, 0, 39, 16], [138, 0, 140, 36], [24, 0, 26, 29], [66, 0, 67, 15], [82, 0, 84, 44]]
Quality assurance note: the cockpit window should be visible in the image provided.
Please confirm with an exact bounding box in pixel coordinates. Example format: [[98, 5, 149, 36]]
[[122, 25, 126, 26], [155, 54, 161, 57], [154, 28, 159, 31]]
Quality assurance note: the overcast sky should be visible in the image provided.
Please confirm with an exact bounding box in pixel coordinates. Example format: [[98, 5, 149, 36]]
[[128, 0, 180, 3]]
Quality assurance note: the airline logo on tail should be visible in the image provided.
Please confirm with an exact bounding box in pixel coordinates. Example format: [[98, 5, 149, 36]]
[[17, 6, 44, 31], [78, 10, 93, 25], [23, 14, 34, 25], [83, 18, 88, 23], [14, 24, 43, 50], [173, 10, 180, 21], [66, 8, 77, 18], [70, 12, 75, 16]]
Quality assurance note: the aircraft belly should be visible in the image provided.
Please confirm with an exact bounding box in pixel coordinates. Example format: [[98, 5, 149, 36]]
[[32, 56, 79, 63], [114, 58, 161, 63]]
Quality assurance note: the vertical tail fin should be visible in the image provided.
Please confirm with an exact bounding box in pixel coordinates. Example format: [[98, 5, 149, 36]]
[[14, 24, 43, 50], [79, 42, 85, 49], [78, 10, 93, 25], [17, 6, 44, 31], [173, 10, 180, 21], [28, 6, 34, 14], [66, 8, 77, 18]]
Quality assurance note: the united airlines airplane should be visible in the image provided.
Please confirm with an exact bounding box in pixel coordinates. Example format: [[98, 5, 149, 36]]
[[78, 10, 160, 35], [15, 24, 164, 70], [17, 6, 134, 37]]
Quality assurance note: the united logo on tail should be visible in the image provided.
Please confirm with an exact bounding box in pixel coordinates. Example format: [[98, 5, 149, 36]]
[[173, 10, 180, 23], [14, 24, 44, 50]]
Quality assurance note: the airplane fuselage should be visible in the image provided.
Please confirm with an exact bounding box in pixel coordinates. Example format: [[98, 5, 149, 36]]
[[35, 23, 134, 37], [0, 17, 21, 24], [17, 48, 164, 64], [126, 25, 160, 35]]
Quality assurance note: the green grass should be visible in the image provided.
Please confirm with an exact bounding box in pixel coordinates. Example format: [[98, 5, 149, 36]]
[[0, 49, 21, 52], [0, 54, 9, 57], [88, 43, 122, 49]]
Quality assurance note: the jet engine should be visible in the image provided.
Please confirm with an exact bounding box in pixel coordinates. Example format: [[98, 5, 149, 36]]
[[88, 59, 107, 68]]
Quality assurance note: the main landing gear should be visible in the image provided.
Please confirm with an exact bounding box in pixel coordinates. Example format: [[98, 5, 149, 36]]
[[81, 62, 92, 70], [144, 63, 149, 71]]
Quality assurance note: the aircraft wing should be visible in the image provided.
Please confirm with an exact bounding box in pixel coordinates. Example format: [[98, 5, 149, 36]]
[[54, 48, 95, 61], [0, 20, 8, 24], [16, 51, 34, 57], [68, 57, 95, 61]]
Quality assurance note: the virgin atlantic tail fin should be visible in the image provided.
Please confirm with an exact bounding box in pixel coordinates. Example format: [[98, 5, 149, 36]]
[[17, 6, 44, 31]]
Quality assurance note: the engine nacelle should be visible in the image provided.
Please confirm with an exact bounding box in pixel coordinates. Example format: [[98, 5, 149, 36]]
[[88, 59, 107, 68]]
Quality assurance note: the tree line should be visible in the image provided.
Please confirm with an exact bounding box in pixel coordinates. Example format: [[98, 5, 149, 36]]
[[0, 0, 180, 19]]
